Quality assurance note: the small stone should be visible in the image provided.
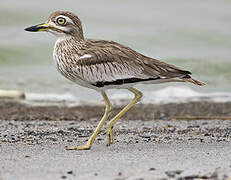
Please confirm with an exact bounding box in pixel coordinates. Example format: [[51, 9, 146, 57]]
[[118, 172, 122, 176], [149, 167, 156, 171], [165, 170, 183, 177], [67, 170, 73, 174], [61, 175, 67, 179]]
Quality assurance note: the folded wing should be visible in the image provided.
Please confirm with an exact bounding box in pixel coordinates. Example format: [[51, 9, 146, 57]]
[[70, 40, 201, 87]]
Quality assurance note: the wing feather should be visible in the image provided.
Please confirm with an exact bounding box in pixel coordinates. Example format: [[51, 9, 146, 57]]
[[69, 39, 191, 85]]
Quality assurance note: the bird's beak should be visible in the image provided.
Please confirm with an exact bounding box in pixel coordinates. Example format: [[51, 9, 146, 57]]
[[24, 23, 49, 32]]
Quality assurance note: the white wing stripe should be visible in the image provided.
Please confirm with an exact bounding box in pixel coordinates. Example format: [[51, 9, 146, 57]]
[[79, 54, 92, 60]]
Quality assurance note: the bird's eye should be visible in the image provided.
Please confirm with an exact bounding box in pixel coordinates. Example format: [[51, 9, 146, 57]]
[[56, 17, 66, 25]]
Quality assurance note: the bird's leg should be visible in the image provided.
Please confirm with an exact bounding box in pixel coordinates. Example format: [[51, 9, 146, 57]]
[[106, 88, 142, 146], [66, 92, 112, 150]]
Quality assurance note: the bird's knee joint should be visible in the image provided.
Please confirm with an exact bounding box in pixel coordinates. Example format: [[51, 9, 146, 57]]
[[105, 105, 112, 113], [136, 92, 143, 101]]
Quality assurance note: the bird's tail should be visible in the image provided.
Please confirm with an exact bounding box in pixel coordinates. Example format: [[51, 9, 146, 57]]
[[183, 77, 205, 86]]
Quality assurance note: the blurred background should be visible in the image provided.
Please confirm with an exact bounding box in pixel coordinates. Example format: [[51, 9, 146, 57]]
[[0, 0, 231, 104]]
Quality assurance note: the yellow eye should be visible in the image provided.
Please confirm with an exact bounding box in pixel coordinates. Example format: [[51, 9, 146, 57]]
[[56, 17, 66, 25]]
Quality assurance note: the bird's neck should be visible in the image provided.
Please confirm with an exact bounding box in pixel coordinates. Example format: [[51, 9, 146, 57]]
[[74, 28, 84, 40], [55, 35, 83, 45], [54, 29, 84, 42], [55, 35, 72, 45], [54, 36, 85, 55], [68, 27, 84, 40]]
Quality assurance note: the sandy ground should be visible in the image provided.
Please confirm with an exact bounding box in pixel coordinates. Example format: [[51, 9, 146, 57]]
[[0, 100, 231, 180]]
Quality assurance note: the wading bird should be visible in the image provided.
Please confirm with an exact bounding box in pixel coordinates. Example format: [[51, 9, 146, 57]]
[[25, 11, 205, 150]]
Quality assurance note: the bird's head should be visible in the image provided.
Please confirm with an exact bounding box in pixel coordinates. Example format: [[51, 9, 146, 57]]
[[25, 11, 84, 39]]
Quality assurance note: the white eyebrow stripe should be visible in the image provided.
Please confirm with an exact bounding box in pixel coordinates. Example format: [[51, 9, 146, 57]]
[[56, 15, 74, 24], [79, 54, 92, 59], [49, 21, 56, 27]]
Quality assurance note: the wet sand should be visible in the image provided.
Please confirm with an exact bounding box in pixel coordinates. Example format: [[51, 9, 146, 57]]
[[0, 100, 231, 180]]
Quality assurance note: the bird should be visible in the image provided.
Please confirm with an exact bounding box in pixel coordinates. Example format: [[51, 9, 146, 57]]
[[25, 11, 205, 150]]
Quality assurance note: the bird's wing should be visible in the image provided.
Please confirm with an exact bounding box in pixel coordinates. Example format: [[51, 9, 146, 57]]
[[71, 40, 191, 86]]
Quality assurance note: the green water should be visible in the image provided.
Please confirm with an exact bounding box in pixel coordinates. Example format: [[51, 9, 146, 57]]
[[0, 0, 231, 102]]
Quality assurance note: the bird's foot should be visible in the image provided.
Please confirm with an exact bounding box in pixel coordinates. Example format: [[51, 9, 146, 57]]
[[66, 143, 91, 150], [106, 127, 114, 146]]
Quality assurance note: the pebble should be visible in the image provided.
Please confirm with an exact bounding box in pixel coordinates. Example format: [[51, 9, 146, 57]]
[[165, 170, 183, 178], [149, 168, 156, 171], [67, 170, 73, 174]]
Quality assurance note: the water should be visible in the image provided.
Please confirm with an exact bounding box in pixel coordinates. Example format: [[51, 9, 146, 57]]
[[0, 0, 231, 104]]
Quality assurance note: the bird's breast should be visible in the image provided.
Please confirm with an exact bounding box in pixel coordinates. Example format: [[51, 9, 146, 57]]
[[53, 43, 95, 89], [53, 48, 75, 80]]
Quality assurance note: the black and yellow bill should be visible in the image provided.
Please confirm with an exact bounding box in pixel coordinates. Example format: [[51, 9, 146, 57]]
[[24, 23, 49, 32]]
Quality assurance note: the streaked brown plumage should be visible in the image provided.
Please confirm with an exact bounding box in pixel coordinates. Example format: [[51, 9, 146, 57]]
[[25, 11, 205, 150]]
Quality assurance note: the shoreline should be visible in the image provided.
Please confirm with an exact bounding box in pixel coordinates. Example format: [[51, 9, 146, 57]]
[[0, 100, 231, 121], [0, 100, 231, 180]]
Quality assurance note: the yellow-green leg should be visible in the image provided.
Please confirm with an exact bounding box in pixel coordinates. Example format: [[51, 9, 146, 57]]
[[66, 91, 112, 150], [106, 87, 142, 146]]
